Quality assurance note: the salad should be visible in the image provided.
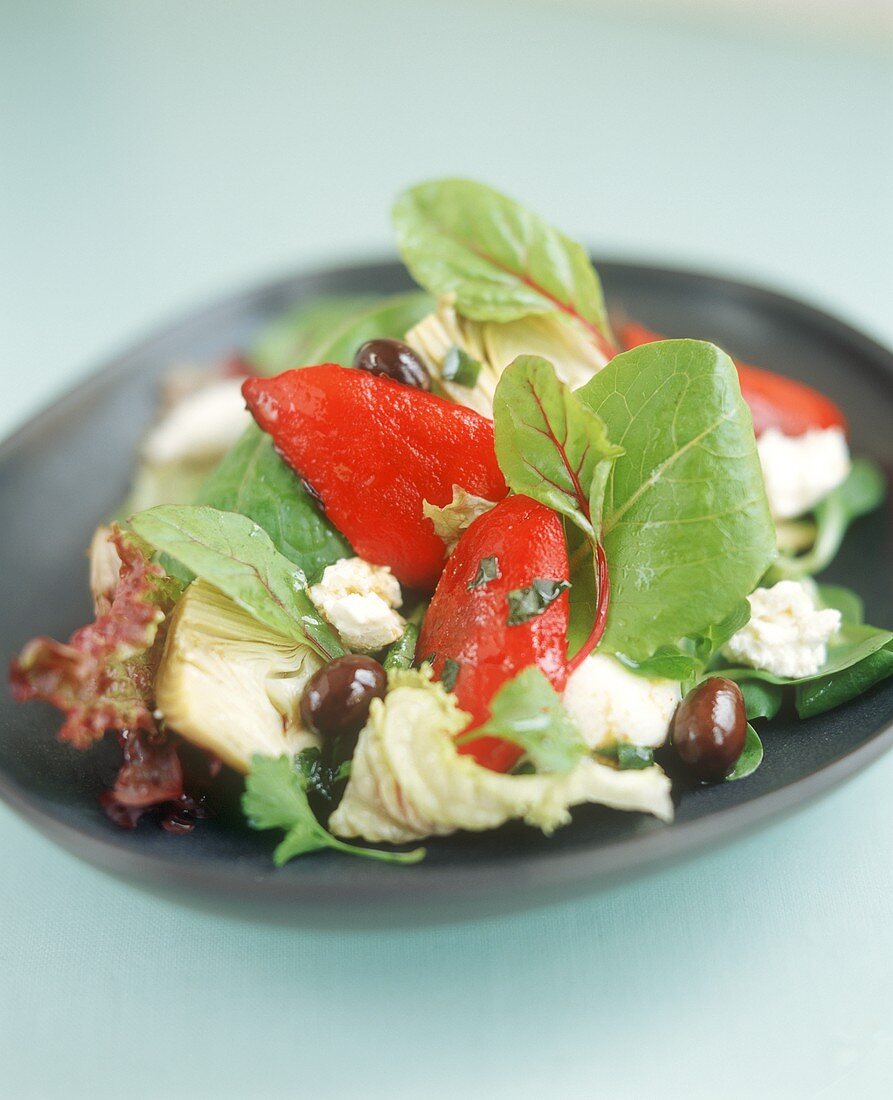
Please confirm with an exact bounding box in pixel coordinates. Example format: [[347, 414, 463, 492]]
[[10, 179, 892, 867]]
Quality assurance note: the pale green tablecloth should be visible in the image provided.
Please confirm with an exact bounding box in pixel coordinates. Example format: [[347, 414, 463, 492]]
[[1, 3, 892, 1096]]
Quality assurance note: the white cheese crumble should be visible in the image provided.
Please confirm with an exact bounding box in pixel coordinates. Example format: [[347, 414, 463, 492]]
[[308, 557, 405, 652], [563, 653, 680, 750], [757, 426, 850, 520], [141, 376, 252, 466], [722, 580, 841, 679]]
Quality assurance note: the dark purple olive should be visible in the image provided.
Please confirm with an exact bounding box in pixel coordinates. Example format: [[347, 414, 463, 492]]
[[672, 677, 746, 781], [300, 655, 387, 744], [353, 338, 431, 390]]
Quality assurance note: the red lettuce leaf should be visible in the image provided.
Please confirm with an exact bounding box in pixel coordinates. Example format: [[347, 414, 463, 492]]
[[10, 528, 181, 749]]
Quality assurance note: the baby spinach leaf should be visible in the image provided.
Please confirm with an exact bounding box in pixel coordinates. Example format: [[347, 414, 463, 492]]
[[739, 679, 784, 722], [198, 424, 351, 583], [131, 504, 345, 661], [250, 294, 380, 375], [393, 179, 614, 352], [494, 356, 623, 538], [816, 583, 864, 625], [795, 642, 893, 718], [243, 754, 425, 866], [719, 623, 893, 688], [724, 724, 763, 782], [507, 578, 571, 626], [303, 291, 434, 366], [458, 666, 586, 774], [577, 340, 776, 662], [716, 620, 893, 719], [768, 459, 886, 581]]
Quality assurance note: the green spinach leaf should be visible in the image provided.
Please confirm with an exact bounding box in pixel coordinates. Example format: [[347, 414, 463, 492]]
[[739, 679, 784, 722], [493, 355, 623, 538], [393, 179, 613, 351], [242, 754, 425, 866], [795, 642, 893, 718], [716, 621, 893, 719], [457, 666, 586, 774], [724, 724, 763, 782], [768, 459, 885, 581], [131, 504, 344, 661], [302, 290, 434, 366], [250, 295, 380, 375], [577, 340, 776, 662], [198, 424, 350, 583]]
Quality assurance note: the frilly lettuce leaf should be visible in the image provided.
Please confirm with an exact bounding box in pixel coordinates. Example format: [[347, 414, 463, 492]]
[[329, 669, 673, 845], [10, 528, 180, 749]]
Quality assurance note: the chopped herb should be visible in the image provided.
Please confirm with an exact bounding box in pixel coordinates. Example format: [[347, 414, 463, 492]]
[[442, 345, 483, 388], [596, 742, 655, 770], [441, 658, 461, 692], [468, 555, 500, 590], [507, 578, 571, 625], [456, 666, 586, 774]]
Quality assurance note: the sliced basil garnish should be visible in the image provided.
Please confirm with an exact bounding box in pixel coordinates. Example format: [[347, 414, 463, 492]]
[[443, 346, 483, 388], [506, 578, 571, 625], [468, 555, 500, 590]]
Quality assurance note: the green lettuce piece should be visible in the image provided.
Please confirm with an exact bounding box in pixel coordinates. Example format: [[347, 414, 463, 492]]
[[393, 179, 613, 346], [251, 295, 381, 375], [577, 340, 776, 662], [242, 754, 424, 867], [131, 505, 344, 661], [724, 724, 763, 782], [198, 424, 349, 583]]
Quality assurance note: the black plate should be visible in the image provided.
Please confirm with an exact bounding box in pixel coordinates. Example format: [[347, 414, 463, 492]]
[[2, 259, 892, 916]]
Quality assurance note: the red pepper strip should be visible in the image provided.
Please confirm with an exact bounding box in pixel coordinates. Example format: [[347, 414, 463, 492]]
[[243, 366, 508, 590], [417, 495, 570, 773], [618, 322, 847, 437]]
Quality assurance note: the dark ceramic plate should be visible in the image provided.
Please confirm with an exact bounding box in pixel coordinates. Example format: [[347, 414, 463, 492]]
[[2, 260, 892, 914]]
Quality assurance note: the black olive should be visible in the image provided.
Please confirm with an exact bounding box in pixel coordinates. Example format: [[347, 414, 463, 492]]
[[672, 677, 747, 781], [353, 338, 431, 390], [299, 655, 387, 748]]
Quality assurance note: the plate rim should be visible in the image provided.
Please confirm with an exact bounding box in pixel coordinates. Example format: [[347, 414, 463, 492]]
[[1, 256, 892, 906]]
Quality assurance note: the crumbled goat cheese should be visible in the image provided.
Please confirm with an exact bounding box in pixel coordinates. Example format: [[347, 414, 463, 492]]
[[722, 580, 841, 679], [563, 653, 681, 749], [141, 377, 252, 466], [757, 426, 850, 520], [309, 557, 405, 652]]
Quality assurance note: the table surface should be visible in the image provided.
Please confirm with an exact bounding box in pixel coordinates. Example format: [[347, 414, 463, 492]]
[[1, 3, 892, 1097]]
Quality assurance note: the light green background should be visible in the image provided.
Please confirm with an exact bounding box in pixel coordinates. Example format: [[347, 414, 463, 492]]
[[1, 3, 892, 1097]]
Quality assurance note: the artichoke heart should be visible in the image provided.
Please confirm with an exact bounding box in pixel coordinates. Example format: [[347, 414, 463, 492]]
[[405, 302, 609, 415], [155, 579, 322, 773]]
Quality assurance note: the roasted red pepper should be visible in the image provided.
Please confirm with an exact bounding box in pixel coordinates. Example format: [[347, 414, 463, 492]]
[[417, 495, 570, 772], [243, 365, 508, 590], [619, 321, 847, 437]]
